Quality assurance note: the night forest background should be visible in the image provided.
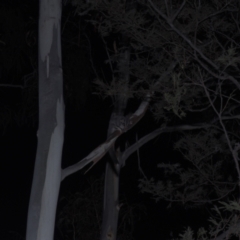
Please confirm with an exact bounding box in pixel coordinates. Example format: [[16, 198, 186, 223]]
[[1, 0, 240, 239]]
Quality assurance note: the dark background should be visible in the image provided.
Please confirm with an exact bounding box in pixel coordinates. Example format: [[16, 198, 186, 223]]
[[0, 1, 208, 239]]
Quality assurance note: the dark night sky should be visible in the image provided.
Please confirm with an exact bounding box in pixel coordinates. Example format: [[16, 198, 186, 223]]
[[0, 95, 173, 239], [0, 99, 207, 239], [0, 1, 210, 240], [0, 93, 109, 233]]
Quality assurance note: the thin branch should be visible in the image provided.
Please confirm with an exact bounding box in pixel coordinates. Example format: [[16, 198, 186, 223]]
[[76, 5, 93, 16], [198, 7, 237, 25], [147, 0, 240, 90], [200, 73, 240, 183], [164, 0, 169, 17], [122, 123, 211, 164], [136, 133, 147, 179], [61, 93, 151, 180], [170, 0, 186, 23], [214, 30, 240, 48], [0, 84, 24, 89]]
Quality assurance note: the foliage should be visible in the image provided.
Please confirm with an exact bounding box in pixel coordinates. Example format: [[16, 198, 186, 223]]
[[73, 0, 240, 123], [174, 201, 240, 240], [56, 176, 103, 240], [3, 0, 240, 238], [73, 0, 240, 238], [56, 175, 145, 240], [139, 128, 236, 207], [61, 0, 240, 239], [62, 0, 240, 237]]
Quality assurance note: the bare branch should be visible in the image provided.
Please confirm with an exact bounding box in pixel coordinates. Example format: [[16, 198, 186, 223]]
[[122, 123, 211, 164], [200, 73, 240, 183], [61, 94, 151, 180], [170, 0, 186, 23], [0, 84, 24, 89], [164, 0, 170, 17], [147, 0, 240, 90]]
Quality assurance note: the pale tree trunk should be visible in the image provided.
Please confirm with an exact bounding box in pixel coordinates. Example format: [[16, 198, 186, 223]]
[[101, 44, 130, 240], [25, 0, 153, 239], [26, 0, 64, 240]]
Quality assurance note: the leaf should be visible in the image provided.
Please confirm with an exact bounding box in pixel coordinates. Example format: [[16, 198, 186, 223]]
[[179, 227, 194, 240]]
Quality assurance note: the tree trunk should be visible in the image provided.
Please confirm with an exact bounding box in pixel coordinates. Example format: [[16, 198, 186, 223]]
[[101, 161, 120, 240], [101, 43, 130, 240], [26, 1, 64, 240]]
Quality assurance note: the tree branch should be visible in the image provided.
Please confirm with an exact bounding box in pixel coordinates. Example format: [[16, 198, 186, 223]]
[[61, 93, 151, 180], [147, 0, 240, 90], [121, 123, 211, 165], [0, 84, 24, 89]]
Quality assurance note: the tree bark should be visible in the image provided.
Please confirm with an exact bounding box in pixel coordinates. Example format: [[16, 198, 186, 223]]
[[26, 1, 64, 240], [101, 42, 130, 240]]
